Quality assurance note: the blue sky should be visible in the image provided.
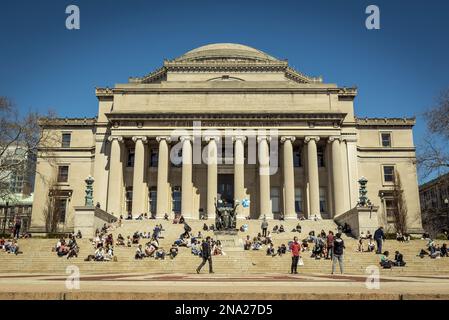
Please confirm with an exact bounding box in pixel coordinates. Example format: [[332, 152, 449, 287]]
[[1, 0, 448, 182]]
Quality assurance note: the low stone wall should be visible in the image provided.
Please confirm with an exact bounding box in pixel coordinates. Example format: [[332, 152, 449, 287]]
[[73, 206, 116, 238], [334, 206, 379, 238]]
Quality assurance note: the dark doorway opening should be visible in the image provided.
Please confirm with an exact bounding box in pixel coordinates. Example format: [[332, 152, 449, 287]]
[[218, 174, 234, 207]]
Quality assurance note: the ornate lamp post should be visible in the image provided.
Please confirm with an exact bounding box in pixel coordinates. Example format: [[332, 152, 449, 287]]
[[84, 175, 95, 207]]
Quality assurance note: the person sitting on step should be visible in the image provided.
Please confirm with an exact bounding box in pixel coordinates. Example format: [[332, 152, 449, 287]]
[[252, 237, 262, 250], [367, 238, 375, 252], [266, 243, 275, 256], [203, 223, 209, 231], [441, 243, 448, 257], [132, 232, 140, 244], [272, 225, 279, 234], [135, 244, 145, 259], [191, 239, 202, 256], [380, 251, 393, 268], [94, 247, 105, 261], [279, 225, 285, 233], [393, 250, 406, 266], [243, 235, 252, 250], [155, 248, 166, 260], [358, 236, 365, 252], [301, 239, 309, 252], [169, 245, 178, 259]]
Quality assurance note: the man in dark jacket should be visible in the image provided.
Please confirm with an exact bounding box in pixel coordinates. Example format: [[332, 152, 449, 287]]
[[196, 236, 213, 274], [332, 233, 345, 274], [374, 227, 385, 254]]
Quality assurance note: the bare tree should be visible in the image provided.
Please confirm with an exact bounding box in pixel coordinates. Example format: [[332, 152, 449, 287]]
[[42, 178, 63, 234], [418, 88, 449, 178], [0, 96, 57, 201], [391, 172, 408, 234]]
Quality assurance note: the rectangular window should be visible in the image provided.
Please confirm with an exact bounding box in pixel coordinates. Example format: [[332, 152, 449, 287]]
[[55, 198, 67, 223], [172, 186, 181, 214], [319, 187, 327, 213], [149, 188, 157, 215], [381, 133, 392, 147], [383, 165, 395, 183], [57, 166, 69, 183], [293, 147, 302, 167], [295, 188, 303, 213], [61, 133, 71, 148], [150, 149, 158, 167], [270, 187, 280, 213], [125, 187, 133, 215], [127, 149, 135, 167], [317, 146, 325, 167], [385, 198, 397, 222]]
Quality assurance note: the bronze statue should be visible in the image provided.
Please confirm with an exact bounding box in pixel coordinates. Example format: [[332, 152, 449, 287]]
[[214, 198, 238, 231]]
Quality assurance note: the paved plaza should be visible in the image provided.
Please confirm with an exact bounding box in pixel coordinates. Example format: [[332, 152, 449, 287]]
[[1, 272, 449, 300]]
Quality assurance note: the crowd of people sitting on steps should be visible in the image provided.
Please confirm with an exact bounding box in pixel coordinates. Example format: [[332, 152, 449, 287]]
[[53, 233, 80, 259], [0, 238, 21, 255]]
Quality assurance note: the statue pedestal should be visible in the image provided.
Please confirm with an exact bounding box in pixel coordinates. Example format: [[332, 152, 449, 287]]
[[334, 206, 379, 238], [213, 230, 238, 236]]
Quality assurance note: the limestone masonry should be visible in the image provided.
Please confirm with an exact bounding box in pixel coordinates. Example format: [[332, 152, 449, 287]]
[[30, 43, 423, 234]]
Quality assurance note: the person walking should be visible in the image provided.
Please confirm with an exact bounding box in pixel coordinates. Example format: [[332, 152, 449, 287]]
[[289, 236, 301, 274], [196, 236, 213, 274], [374, 226, 385, 254], [261, 217, 268, 237], [331, 233, 345, 274]]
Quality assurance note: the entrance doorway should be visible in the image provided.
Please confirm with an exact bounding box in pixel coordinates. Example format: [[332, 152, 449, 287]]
[[218, 174, 234, 206]]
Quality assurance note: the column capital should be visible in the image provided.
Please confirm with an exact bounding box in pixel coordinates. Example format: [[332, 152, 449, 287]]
[[107, 135, 123, 143], [257, 136, 272, 143], [327, 136, 342, 143], [156, 136, 172, 143], [203, 135, 221, 142], [232, 135, 247, 143], [132, 136, 148, 143], [304, 136, 320, 143], [280, 136, 296, 143], [179, 135, 193, 143]]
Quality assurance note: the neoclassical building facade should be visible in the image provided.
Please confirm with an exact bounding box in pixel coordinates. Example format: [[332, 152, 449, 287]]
[[30, 43, 423, 232]]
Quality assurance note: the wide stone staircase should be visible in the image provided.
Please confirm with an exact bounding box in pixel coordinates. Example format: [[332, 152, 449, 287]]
[[1, 218, 448, 276]]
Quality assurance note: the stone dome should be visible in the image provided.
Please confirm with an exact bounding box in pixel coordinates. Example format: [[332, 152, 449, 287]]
[[174, 43, 279, 63]]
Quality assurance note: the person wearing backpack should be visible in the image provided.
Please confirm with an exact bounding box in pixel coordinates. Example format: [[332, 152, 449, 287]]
[[332, 233, 345, 274]]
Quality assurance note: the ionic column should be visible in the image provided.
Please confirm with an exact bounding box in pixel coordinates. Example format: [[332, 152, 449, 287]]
[[107, 136, 123, 216], [156, 136, 170, 218], [258, 136, 272, 219], [181, 136, 193, 218], [131, 136, 147, 218], [281, 136, 296, 219], [204, 136, 219, 219], [233, 136, 246, 219], [329, 136, 344, 217], [305, 136, 321, 219]]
